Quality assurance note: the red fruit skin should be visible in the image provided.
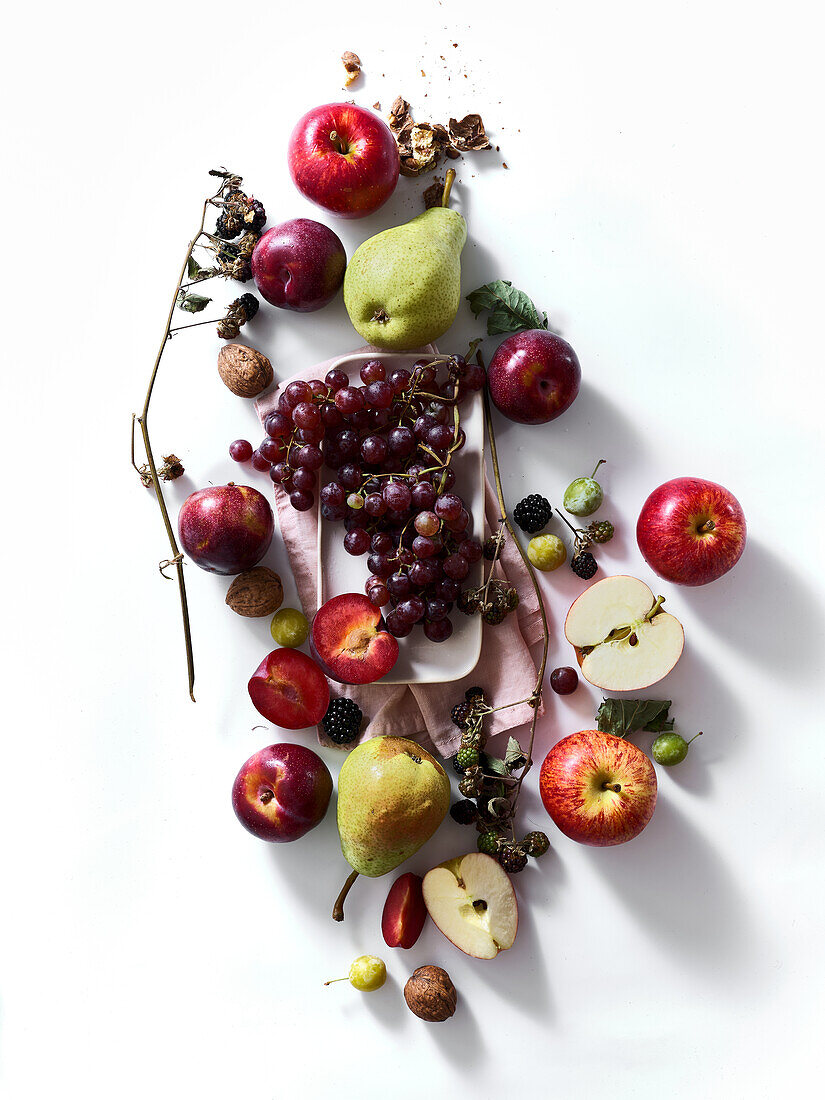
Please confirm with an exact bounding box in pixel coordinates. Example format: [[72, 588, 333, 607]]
[[488, 329, 581, 425], [288, 103, 400, 219], [636, 477, 746, 586], [539, 730, 657, 846], [247, 649, 330, 729], [178, 484, 274, 575], [232, 743, 332, 842], [310, 593, 399, 685], [251, 220, 346, 313], [382, 872, 427, 949]]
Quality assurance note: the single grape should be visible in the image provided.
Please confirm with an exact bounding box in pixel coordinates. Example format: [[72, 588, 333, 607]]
[[285, 380, 312, 407], [461, 361, 486, 391], [409, 560, 439, 587], [344, 528, 371, 556], [277, 392, 293, 416], [415, 511, 440, 537], [368, 583, 390, 607], [320, 482, 345, 508], [338, 464, 362, 489], [321, 502, 346, 522], [321, 404, 343, 429], [528, 534, 566, 572], [383, 481, 412, 512], [414, 414, 436, 441], [335, 386, 365, 415], [360, 359, 386, 385], [364, 380, 393, 409], [435, 493, 462, 521], [387, 572, 412, 599], [550, 667, 578, 695], [384, 610, 413, 638], [412, 535, 437, 559], [369, 407, 391, 430], [291, 467, 315, 491], [388, 368, 411, 393], [424, 618, 453, 642], [229, 439, 253, 462], [427, 401, 449, 424], [308, 379, 328, 398], [413, 361, 436, 386], [397, 596, 426, 624], [435, 578, 460, 602], [443, 553, 470, 580], [292, 401, 321, 430], [336, 430, 359, 459], [459, 538, 483, 563], [269, 462, 291, 485], [427, 423, 454, 451], [297, 425, 324, 445], [397, 547, 415, 566], [371, 532, 393, 555], [270, 608, 309, 648], [388, 426, 415, 456], [362, 493, 385, 517], [294, 444, 323, 471], [264, 412, 291, 439], [346, 492, 364, 510], [367, 554, 394, 578], [325, 368, 349, 392], [447, 508, 470, 534], [251, 450, 270, 473], [411, 482, 437, 511], [290, 490, 314, 511], [259, 437, 285, 463], [361, 435, 388, 464], [425, 597, 449, 622]]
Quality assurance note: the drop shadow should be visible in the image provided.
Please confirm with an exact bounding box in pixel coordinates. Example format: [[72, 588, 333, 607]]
[[587, 798, 768, 994], [419, 993, 486, 1062], [678, 539, 824, 681]]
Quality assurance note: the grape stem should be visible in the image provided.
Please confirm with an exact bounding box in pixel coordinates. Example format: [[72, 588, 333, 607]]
[[131, 177, 234, 701]]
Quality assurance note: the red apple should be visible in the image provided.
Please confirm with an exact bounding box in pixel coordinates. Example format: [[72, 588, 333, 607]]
[[251, 219, 346, 312], [382, 872, 427, 949], [487, 329, 581, 425], [288, 103, 399, 219], [636, 477, 746, 586], [539, 730, 657, 846], [232, 743, 332, 842], [310, 593, 399, 685], [178, 483, 274, 575], [248, 648, 330, 729]]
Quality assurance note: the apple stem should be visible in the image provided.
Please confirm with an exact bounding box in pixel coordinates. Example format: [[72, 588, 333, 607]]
[[645, 595, 666, 621], [697, 519, 716, 534], [329, 130, 348, 155], [602, 781, 622, 793], [590, 459, 607, 479], [332, 869, 359, 922], [441, 168, 456, 208]]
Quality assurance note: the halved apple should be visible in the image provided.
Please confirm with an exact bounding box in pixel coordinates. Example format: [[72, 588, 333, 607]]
[[564, 575, 684, 691], [422, 853, 518, 960]]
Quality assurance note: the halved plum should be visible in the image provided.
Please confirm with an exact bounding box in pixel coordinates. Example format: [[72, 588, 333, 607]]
[[248, 648, 330, 729], [310, 593, 399, 685]]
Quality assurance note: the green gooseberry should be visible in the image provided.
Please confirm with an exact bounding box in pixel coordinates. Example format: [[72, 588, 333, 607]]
[[563, 459, 606, 517], [651, 731, 703, 766]]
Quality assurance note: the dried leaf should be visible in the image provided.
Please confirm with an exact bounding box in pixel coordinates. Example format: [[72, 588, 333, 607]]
[[504, 737, 526, 771]]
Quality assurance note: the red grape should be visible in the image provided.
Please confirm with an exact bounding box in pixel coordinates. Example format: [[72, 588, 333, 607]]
[[550, 667, 579, 695], [290, 490, 314, 511], [251, 450, 270, 472], [424, 618, 453, 642], [292, 401, 321, 430], [325, 368, 349, 392], [360, 359, 386, 384], [335, 386, 365, 415], [344, 528, 371, 556], [229, 439, 253, 462], [264, 412, 291, 439], [285, 380, 312, 407]]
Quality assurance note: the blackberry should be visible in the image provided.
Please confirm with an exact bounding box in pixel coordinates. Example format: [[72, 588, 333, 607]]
[[513, 494, 553, 534], [321, 697, 363, 745], [587, 520, 614, 544], [451, 702, 473, 729], [457, 590, 480, 615], [458, 771, 482, 797], [571, 551, 598, 579], [237, 293, 259, 322], [477, 831, 500, 856], [465, 686, 485, 703], [449, 800, 479, 825], [498, 846, 528, 873], [455, 746, 479, 769], [505, 586, 519, 612], [215, 210, 243, 239], [482, 605, 507, 626], [452, 756, 467, 776], [523, 831, 551, 857], [243, 197, 267, 233], [483, 535, 503, 560]]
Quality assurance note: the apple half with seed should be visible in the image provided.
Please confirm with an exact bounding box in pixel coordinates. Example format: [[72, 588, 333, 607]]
[[422, 853, 518, 960], [564, 575, 684, 691]]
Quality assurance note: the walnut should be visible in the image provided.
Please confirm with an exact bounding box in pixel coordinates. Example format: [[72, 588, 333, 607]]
[[217, 343, 273, 398], [423, 176, 445, 210], [225, 568, 283, 617], [341, 51, 361, 88], [404, 965, 457, 1022], [388, 96, 412, 131], [448, 114, 491, 151]]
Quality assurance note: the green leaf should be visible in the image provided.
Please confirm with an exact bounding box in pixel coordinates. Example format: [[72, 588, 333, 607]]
[[596, 698, 674, 739], [186, 255, 200, 280], [480, 752, 508, 778], [466, 280, 548, 335], [504, 736, 526, 771], [177, 292, 212, 314]]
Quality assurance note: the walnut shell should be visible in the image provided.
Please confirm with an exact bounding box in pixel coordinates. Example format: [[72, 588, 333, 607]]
[[217, 343, 273, 398], [404, 965, 457, 1022], [225, 567, 283, 617]]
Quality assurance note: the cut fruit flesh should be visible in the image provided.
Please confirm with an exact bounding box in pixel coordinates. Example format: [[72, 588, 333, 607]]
[[579, 613, 684, 690], [422, 853, 518, 960], [565, 575, 656, 647]]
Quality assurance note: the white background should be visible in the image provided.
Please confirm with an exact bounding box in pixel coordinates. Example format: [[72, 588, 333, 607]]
[[3, 2, 824, 1097]]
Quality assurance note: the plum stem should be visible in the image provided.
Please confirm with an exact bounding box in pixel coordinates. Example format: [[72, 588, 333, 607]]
[[332, 869, 359, 922], [687, 731, 704, 745], [441, 168, 456, 208], [590, 459, 607, 478]]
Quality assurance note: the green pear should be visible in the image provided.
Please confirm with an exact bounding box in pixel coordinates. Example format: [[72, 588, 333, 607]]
[[343, 170, 466, 350], [332, 735, 450, 920]]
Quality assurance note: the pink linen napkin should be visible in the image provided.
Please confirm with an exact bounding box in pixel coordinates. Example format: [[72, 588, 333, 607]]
[[255, 347, 546, 758]]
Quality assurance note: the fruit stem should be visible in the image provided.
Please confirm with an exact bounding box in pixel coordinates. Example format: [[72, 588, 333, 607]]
[[441, 168, 456, 208], [329, 130, 348, 155], [697, 519, 716, 535], [602, 781, 622, 793], [645, 595, 666, 621], [591, 459, 607, 479], [687, 731, 704, 745], [555, 508, 578, 535], [332, 869, 359, 922], [323, 976, 349, 986]]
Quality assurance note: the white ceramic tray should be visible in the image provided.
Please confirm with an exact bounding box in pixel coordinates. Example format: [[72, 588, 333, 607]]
[[317, 351, 484, 684]]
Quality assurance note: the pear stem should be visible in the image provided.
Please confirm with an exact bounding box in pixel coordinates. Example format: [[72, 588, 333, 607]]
[[332, 869, 359, 922], [441, 168, 456, 208]]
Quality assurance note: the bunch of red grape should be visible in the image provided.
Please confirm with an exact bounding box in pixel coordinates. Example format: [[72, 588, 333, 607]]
[[250, 355, 486, 642]]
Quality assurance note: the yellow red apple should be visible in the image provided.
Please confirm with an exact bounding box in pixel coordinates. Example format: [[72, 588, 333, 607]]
[[539, 729, 657, 846]]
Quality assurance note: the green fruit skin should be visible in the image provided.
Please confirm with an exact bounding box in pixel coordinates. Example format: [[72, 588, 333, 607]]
[[343, 208, 466, 351], [528, 534, 566, 571], [270, 608, 309, 648], [349, 955, 386, 992], [563, 477, 603, 517], [337, 736, 451, 877], [651, 733, 689, 766]]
